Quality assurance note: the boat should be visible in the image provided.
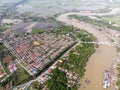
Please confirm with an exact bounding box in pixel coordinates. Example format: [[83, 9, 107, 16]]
[[103, 70, 111, 88]]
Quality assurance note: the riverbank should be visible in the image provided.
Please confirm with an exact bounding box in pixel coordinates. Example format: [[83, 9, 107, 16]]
[[56, 13, 117, 90], [79, 45, 116, 90]]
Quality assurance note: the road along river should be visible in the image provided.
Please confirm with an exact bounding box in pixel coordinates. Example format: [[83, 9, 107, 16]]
[[56, 13, 117, 90]]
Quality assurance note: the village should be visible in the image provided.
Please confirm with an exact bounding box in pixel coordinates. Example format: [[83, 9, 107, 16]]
[[2, 32, 75, 76]]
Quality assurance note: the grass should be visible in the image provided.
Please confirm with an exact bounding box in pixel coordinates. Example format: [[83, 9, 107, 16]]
[[117, 65, 120, 88], [11, 67, 31, 86], [53, 25, 74, 34], [3, 66, 10, 75], [0, 26, 7, 33], [101, 16, 120, 26], [0, 66, 33, 87], [0, 75, 6, 81], [117, 48, 120, 53], [21, 61, 28, 67], [28, 81, 42, 90], [31, 29, 44, 34]]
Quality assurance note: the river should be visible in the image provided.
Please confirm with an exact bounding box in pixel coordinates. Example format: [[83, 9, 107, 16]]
[[56, 13, 117, 90]]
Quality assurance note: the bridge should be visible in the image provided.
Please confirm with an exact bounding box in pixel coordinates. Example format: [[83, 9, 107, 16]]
[[81, 41, 119, 46]]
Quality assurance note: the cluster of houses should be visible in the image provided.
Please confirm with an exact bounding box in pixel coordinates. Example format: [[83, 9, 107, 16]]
[[93, 25, 120, 46], [0, 59, 17, 79], [37, 58, 78, 87], [8, 62, 17, 73], [102, 27, 120, 45], [59, 67, 78, 87], [3, 32, 74, 75], [37, 59, 58, 84]]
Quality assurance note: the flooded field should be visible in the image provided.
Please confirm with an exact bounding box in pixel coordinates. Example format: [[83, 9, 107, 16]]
[[32, 21, 58, 32], [16, 0, 110, 17]]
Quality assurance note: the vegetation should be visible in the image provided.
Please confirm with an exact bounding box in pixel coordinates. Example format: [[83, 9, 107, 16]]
[[31, 29, 44, 34], [97, 7, 111, 13], [61, 30, 96, 77], [32, 17, 45, 22], [1, 67, 33, 87], [117, 47, 120, 53], [116, 65, 120, 90], [21, 61, 28, 67], [0, 26, 7, 33], [0, 43, 14, 74], [101, 16, 120, 26], [46, 30, 96, 90], [76, 30, 96, 42], [69, 14, 120, 31], [53, 25, 74, 34], [46, 68, 68, 90], [28, 81, 43, 90]]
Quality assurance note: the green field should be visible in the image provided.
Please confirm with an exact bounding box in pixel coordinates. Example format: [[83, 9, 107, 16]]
[[0, 26, 7, 33], [69, 14, 120, 31], [101, 16, 120, 25], [0, 67, 33, 87], [31, 29, 44, 34]]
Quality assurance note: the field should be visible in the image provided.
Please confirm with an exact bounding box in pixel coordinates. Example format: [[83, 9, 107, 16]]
[[69, 14, 120, 31], [0, 26, 7, 33], [10, 22, 31, 34], [32, 21, 58, 32], [101, 16, 120, 25]]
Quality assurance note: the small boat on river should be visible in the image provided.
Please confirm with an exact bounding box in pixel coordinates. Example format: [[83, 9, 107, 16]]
[[103, 70, 111, 88]]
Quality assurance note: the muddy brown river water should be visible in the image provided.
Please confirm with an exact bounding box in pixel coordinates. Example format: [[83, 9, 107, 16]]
[[57, 13, 117, 90], [79, 45, 116, 90]]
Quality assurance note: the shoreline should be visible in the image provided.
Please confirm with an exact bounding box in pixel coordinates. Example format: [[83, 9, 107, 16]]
[[56, 12, 117, 90]]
